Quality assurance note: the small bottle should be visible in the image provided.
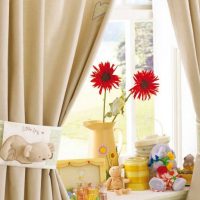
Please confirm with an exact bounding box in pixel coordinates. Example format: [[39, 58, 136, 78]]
[[88, 184, 99, 200], [99, 192, 107, 200], [99, 184, 107, 200], [76, 184, 86, 200]]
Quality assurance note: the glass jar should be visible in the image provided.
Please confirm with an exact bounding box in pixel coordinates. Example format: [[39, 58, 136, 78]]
[[124, 157, 149, 190], [99, 192, 107, 200]]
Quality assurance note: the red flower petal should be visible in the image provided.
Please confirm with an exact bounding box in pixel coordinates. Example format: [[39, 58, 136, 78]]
[[157, 166, 168, 175], [90, 62, 120, 94], [129, 70, 159, 100]]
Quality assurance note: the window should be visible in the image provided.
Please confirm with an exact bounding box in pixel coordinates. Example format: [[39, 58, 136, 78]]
[[59, 1, 196, 165], [181, 66, 196, 160], [59, 2, 153, 159], [59, 21, 126, 159]]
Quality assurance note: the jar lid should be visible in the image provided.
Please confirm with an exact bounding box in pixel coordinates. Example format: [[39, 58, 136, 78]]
[[124, 156, 148, 164]]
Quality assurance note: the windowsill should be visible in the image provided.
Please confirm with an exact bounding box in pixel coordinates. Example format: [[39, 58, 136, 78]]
[[106, 189, 188, 200]]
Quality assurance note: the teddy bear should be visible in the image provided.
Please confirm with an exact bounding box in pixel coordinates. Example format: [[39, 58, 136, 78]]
[[183, 154, 194, 172], [0, 135, 54, 164], [148, 144, 186, 192], [106, 165, 131, 195]]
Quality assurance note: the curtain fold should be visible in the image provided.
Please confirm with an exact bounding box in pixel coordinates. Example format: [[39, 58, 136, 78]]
[[167, 0, 200, 200], [0, 0, 113, 199], [167, 0, 200, 149], [0, 166, 6, 199], [41, 169, 53, 200], [186, 153, 200, 200], [0, 0, 9, 121], [58, 0, 114, 125]]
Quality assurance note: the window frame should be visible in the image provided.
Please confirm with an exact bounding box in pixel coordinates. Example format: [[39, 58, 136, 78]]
[[171, 48, 182, 166]]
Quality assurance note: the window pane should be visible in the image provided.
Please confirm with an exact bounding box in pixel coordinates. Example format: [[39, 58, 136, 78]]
[[134, 21, 155, 139], [135, 22, 153, 70], [59, 21, 155, 159], [59, 21, 126, 159], [181, 67, 196, 158]]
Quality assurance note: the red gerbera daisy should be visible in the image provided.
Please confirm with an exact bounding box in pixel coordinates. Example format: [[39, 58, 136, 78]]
[[129, 70, 159, 100], [91, 62, 120, 94]]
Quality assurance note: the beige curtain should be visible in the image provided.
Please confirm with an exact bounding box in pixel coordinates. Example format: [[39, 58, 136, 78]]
[[0, 0, 113, 199], [167, 0, 200, 199], [167, 0, 200, 150]]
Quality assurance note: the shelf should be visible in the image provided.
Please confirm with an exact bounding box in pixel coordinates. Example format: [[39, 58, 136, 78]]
[[107, 189, 188, 200]]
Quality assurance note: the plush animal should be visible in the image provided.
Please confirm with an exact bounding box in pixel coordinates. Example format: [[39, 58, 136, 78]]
[[183, 154, 194, 172], [106, 165, 130, 195], [149, 166, 186, 191], [149, 144, 177, 172], [149, 144, 186, 192], [0, 135, 54, 164]]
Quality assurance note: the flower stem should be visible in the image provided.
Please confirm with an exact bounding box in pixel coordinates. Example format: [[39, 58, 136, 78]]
[[103, 90, 107, 123], [112, 92, 132, 122], [112, 113, 118, 123], [125, 92, 132, 102], [106, 155, 111, 168]]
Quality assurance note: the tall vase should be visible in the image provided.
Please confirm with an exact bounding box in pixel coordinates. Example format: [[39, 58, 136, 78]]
[[84, 120, 120, 169]]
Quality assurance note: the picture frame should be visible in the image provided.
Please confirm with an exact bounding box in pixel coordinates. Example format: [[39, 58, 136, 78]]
[[0, 121, 61, 169], [57, 158, 106, 189]]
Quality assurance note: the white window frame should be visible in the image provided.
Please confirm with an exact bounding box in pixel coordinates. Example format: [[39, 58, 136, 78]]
[[172, 48, 182, 166]]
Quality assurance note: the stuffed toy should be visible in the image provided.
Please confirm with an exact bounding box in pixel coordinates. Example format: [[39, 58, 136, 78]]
[[0, 135, 55, 164], [178, 154, 194, 186], [149, 166, 186, 191], [106, 165, 131, 195], [149, 144, 177, 172], [183, 154, 194, 172], [149, 144, 186, 192]]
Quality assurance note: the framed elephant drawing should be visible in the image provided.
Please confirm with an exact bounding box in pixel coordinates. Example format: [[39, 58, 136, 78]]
[[0, 121, 61, 169]]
